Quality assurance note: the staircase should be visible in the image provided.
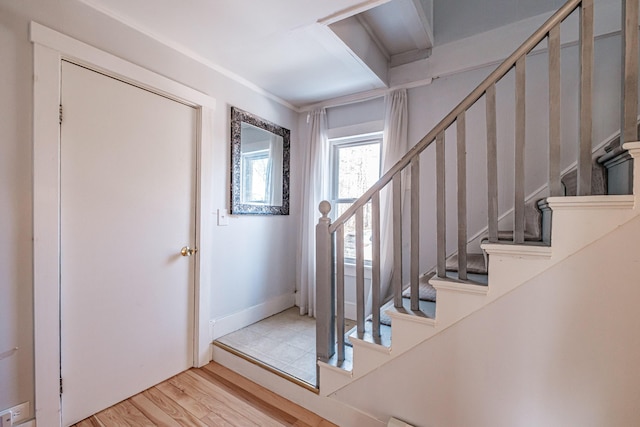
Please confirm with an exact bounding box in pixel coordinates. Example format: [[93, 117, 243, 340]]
[[315, 0, 640, 407]]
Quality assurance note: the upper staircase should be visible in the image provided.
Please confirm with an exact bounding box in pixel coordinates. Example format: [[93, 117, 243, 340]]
[[315, 0, 640, 402]]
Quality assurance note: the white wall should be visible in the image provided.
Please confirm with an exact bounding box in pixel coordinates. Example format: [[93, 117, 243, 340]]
[[0, 0, 299, 417], [333, 212, 640, 426]]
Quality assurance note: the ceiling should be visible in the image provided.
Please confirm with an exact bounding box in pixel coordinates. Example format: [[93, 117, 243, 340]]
[[78, 0, 565, 109]]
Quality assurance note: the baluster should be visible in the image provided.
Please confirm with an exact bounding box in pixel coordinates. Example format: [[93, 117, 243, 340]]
[[355, 206, 365, 338], [336, 224, 345, 364], [371, 192, 381, 339], [548, 25, 562, 196], [315, 201, 335, 363], [621, 0, 639, 145], [578, 0, 594, 196], [410, 156, 420, 311], [514, 56, 526, 244], [392, 174, 403, 308], [486, 84, 499, 242], [436, 132, 446, 278], [456, 112, 468, 280]]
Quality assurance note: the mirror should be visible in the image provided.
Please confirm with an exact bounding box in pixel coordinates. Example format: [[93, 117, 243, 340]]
[[230, 107, 290, 215]]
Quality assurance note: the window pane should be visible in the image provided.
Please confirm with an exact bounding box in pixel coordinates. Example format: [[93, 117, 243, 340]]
[[241, 152, 270, 203], [337, 143, 380, 199], [336, 202, 373, 262]]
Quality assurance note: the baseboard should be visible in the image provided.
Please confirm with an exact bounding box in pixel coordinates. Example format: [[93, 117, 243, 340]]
[[210, 292, 295, 340]]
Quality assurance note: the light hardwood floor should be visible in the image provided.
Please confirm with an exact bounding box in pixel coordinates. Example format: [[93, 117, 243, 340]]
[[72, 362, 337, 427]]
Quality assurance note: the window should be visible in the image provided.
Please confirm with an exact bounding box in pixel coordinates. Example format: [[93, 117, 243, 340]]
[[241, 149, 271, 203], [330, 132, 382, 262]]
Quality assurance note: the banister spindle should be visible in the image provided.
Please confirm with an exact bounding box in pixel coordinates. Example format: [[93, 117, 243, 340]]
[[456, 112, 468, 280], [486, 84, 499, 242], [371, 192, 381, 339], [578, 0, 594, 196], [355, 205, 365, 338], [548, 25, 562, 196], [621, 0, 639, 145], [436, 132, 446, 278], [336, 224, 345, 364], [410, 156, 420, 311], [315, 201, 335, 363], [514, 56, 526, 244], [392, 175, 403, 308]]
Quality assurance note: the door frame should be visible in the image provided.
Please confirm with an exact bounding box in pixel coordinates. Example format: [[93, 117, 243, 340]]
[[31, 22, 216, 425]]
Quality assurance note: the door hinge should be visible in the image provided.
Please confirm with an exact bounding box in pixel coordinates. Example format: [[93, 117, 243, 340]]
[[59, 104, 63, 124], [59, 377, 63, 394]]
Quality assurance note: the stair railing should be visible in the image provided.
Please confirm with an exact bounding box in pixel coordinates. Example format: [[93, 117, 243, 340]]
[[316, 0, 639, 366]]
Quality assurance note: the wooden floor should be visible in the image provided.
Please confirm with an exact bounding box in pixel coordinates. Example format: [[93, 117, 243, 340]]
[[72, 362, 337, 427]]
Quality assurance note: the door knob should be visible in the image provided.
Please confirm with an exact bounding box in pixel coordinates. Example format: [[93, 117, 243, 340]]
[[180, 246, 197, 257]]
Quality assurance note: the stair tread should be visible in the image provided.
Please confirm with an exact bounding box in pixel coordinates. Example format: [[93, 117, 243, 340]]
[[483, 230, 542, 242]]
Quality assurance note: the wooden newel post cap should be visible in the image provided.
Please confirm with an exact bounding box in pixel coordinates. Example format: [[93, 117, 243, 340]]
[[318, 200, 331, 218]]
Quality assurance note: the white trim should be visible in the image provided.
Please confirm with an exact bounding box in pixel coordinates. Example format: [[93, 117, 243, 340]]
[[209, 293, 296, 340], [74, 0, 296, 112], [546, 195, 635, 210], [326, 121, 385, 140], [481, 243, 553, 259], [348, 336, 392, 354], [317, 360, 354, 377], [31, 22, 215, 426], [318, 0, 394, 26], [430, 280, 489, 295], [623, 141, 640, 151]]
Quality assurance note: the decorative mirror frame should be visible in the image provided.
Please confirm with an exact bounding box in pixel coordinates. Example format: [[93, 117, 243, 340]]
[[230, 106, 290, 215]]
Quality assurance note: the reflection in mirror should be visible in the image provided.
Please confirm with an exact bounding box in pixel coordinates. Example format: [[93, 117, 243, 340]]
[[231, 107, 290, 215], [240, 122, 283, 206]]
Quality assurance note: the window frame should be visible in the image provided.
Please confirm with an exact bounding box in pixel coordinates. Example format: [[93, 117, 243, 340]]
[[329, 131, 383, 264]]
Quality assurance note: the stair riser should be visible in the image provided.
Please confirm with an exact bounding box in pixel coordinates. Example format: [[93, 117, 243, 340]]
[[433, 290, 487, 326]]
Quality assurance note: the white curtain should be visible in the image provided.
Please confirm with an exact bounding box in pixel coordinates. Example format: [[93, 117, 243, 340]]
[[379, 89, 409, 303], [297, 109, 328, 317], [267, 134, 283, 206]]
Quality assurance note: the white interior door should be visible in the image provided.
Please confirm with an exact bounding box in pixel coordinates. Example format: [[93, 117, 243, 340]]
[[60, 61, 197, 426]]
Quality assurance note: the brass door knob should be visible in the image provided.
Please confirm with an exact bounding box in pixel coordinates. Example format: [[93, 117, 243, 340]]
[[180, 246, 197, 257]]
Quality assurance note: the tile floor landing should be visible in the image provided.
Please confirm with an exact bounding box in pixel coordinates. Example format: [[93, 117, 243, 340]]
[[215, 307, 318, 386]]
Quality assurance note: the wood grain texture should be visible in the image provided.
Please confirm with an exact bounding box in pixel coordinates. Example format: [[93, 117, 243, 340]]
[[392, 174, 403, 307], [436, 131, 446, 278], [456, 112, 468, 280], [578, 0, 594, 196], [371, 192, 381, 338], [514, 55, 526, 244], [71, 362, 336, 427], [336, 224, 346, 364], [548, 25, 562, 197], [355, 206, 365, 338], [410, 156, 420, 311], [486, 83, 499, 242], [622, 0, 639, 144]]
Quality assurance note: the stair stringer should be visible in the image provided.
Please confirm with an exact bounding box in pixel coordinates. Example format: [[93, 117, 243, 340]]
[[318, 142, 640, 397]]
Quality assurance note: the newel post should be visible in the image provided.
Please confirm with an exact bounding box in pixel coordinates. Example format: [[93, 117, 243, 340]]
[[316, 201, 335, 364]]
